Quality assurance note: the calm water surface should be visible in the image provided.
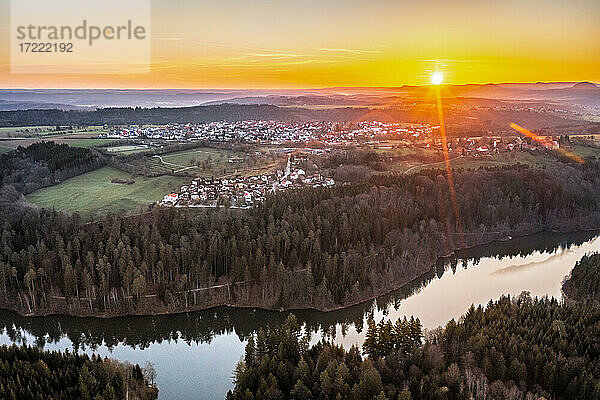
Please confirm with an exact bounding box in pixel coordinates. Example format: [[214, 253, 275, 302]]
[[1, 231, 599, 400]]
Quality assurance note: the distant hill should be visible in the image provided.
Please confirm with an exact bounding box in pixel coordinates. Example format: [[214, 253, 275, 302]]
[[0, 104, 370, 126], [571, 81, 599, 90], [0, 89, 262, 109], [0, 102, 583, 132], [202, 94, 374, 106], [0, 82, 598, 111], [318, 82, 600, 107], [0, 99, 90, 111]]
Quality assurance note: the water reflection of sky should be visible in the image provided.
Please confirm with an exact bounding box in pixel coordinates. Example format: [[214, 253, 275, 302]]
[[322, 236, 600, 349], [1, 233, 599, 400], [0, 328, 245, 400]]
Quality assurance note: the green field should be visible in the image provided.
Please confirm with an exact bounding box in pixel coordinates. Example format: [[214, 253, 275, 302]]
[[570, 144, 600, 159], [161, 147, 240, 166], [0, 126, 56, 137], [105, 144, 154, 154], [140, 147, 278, 177], [373, 143, 426, 155], [0, 146, 11, 154], [399, 151, 558, 174], [27, 167, 189, 218], [67, 138, 116, 148], [0, 125, 107, 138]]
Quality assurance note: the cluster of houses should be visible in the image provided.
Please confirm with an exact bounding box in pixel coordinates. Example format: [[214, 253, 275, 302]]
[[100, 121, 438, 145], [339, 121, 436, 141], [446, 135, 561, 156], [102, 121, 330, 143], [100, 120, 566, 164], [160, 158, 334, 208], [367, 133, 563, 157]]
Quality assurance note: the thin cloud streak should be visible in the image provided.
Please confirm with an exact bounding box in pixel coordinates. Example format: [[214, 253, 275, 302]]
[[318, 48, 382, 55]]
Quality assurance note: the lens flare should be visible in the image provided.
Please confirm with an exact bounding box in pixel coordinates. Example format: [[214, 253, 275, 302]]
[[509, 123, 584, 164], [434, 85, 464, 247]]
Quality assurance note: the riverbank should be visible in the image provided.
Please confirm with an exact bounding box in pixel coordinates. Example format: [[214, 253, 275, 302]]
[[4, 230, 599, 400], [3, 226, 597, 319], [561, 251, 600, 303]]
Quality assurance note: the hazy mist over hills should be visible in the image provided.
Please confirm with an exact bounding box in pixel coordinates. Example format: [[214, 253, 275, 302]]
[[0, 82, 598, 111]]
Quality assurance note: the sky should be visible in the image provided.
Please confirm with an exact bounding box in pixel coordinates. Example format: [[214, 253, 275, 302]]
[[1, 0, 599, 88]]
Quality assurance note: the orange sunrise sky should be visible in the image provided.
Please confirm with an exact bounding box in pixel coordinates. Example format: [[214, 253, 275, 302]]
[[1, 0, 599, 88]]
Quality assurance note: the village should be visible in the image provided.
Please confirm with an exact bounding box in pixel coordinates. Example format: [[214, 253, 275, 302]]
[[160, 156, 334, 208], [100, 119, 566, 158], [436, 134, 561, 156], [100, 120, 438, 145]]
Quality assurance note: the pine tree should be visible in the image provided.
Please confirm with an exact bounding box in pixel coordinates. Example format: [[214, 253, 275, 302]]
[[364, 318, 379, 359]]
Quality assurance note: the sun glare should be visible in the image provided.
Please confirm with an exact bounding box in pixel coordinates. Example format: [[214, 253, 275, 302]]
[[431, 72, 444, 85]]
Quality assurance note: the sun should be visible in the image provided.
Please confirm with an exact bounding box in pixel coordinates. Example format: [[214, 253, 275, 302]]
[[431, 72, 444, 85]]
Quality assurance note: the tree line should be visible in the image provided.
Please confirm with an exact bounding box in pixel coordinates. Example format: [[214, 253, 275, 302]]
[[1, 157, 600, 316], [0, 344, 157, 400], [563, 252, 600, 301], [0, 103, 579, 131], [0, 105, 369, 126], [227, 294, 600, 400], [0, 141, 105, 194]]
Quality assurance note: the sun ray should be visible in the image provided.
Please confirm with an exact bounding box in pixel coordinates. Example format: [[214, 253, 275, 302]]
[[434, 84, 465, 247], [509, 123, 584, 164]]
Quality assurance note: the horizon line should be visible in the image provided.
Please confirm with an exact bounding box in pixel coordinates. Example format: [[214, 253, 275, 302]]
[[0, 80, 598, 91]]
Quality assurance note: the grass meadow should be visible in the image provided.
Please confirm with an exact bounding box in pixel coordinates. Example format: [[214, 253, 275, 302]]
[[26, 167, 189, 218]]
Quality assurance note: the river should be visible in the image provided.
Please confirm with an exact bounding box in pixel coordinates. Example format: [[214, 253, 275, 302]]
[[1, 231, 599, 400]]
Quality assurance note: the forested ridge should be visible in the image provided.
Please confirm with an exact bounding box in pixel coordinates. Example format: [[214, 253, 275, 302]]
[[0, 103, 580, 130], [563, 252, 600, 301], [1, 159, 600, 316], [0, 141, 105, 194], [0, 344, 157, 400], [0, 105, 368, 126], [227, 295, 600, 400]]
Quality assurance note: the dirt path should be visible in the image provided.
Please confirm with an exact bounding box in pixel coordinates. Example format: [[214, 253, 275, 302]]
[[152, 154, 199, 173]]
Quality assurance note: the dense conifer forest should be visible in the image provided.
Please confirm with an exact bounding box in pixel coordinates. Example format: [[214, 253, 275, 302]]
[[0, 142, 105, 194], [0, 104, 580, 129], [1, 153, 600, 315], [227, 295, 600, 400], [563, 253, 600, 301], [0, 344, 157, 400], [2, 144, 600, 400]]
